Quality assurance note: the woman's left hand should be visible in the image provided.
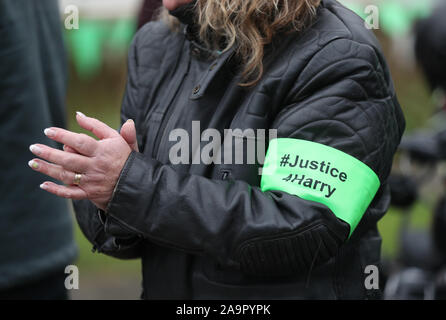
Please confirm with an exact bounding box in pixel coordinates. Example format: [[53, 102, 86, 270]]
[[29, 112, 133, 211]]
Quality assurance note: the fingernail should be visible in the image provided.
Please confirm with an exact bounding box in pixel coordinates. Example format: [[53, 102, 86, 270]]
[[29, 144, 41, 154], [76, 111, 86, 117], [40, 183, 48, 190], [28, 160, 39, 169], [44, 128, 55, 137]]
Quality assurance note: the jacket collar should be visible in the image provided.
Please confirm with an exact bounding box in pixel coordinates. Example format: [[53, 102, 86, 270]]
[[169, 1, 224, 60], [169, 0, 235, 100], [168, 1, 197, 27]]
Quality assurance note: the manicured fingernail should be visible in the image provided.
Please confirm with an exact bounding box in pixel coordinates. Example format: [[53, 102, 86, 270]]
[[29, 144, 41, 154], [44, 128, 55, 137], [40, 183, 48, 190], [76, 111, 86, 117], [28, 160, 39, 169]]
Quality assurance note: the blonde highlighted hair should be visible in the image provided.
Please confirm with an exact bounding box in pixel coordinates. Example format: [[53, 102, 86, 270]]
[[161, 0, 321, 86]]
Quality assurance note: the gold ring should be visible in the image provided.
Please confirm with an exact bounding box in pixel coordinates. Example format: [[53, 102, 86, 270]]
[[73, 173, 82, 186]]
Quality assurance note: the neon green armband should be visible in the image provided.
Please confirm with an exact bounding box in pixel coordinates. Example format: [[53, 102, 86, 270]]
[[261, 138, 380, 237]]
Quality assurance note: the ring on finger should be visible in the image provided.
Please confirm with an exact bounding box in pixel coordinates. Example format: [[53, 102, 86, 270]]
[[73, 173, 82, 186]]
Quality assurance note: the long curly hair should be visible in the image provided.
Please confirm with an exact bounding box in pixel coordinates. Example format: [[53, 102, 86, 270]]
[[161, 0, 321, 86]]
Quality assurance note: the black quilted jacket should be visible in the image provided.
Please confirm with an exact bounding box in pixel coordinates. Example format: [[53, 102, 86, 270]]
[[74, 0, 405, 299]]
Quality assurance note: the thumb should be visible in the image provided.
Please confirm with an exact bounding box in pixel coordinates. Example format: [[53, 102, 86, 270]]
[[120, 119, 139, 152]]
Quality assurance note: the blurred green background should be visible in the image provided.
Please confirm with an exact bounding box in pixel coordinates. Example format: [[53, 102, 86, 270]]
[[62, 0, 442, 299]]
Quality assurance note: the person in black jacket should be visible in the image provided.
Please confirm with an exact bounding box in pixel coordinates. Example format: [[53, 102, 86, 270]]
[[29, 0, 405, 299], [415, 1, 446, 103], [0, 0, 77, 299], [414, 1, 446, 257]]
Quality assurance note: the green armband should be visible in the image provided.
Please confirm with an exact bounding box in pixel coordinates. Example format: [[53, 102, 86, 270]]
[[261, 138, 380, 237]]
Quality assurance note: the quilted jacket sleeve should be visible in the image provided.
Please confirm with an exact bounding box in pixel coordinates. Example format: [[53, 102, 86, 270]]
[[104, 38, 404, 276]]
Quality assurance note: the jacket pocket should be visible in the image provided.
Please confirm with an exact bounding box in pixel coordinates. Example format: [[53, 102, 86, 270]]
[[194, 255, 337, 299]]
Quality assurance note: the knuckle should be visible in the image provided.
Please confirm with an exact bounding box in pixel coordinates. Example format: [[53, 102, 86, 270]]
[[74, 138, 86, 151], [79, 133, 90, 140], [45, 149, 54, 161], [52, 130, 60, 140], [38, 147, 47, 158], [59, 169, 69, 183]]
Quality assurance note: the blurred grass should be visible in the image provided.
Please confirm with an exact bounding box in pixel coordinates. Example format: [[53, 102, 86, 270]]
[[392, 66, 435, 132], [379, 203, 433, 259], [376, 32, 436, 133], [66, 59, 127, 133]]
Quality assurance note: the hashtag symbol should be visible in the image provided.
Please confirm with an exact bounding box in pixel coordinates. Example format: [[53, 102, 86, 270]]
[[280, 154, 290, 167]]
